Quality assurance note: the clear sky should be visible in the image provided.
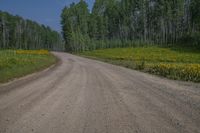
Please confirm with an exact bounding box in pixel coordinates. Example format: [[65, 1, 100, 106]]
[[0, 0, 95, 32]]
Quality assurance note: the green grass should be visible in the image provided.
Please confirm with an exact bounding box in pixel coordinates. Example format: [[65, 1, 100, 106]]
[[0, 50, 57, 83], [80, 47, 200, 82]]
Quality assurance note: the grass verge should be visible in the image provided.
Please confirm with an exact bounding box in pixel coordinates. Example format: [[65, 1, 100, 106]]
[[0, 50, 57, 83], [79, 47, 200, 82]]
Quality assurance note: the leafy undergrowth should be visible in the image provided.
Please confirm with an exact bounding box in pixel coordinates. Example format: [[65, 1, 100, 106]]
[[0, 50, 57, 83], [80, 47, 200, 82]]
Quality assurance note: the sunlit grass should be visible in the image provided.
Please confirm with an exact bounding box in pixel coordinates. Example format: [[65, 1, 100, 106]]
[[16, 49, 49, 55], [0, 50, 56, 83], [81, 47, 200, 82]]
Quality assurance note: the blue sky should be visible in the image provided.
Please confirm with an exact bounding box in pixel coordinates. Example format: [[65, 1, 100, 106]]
[[0, 0, 95, 32]]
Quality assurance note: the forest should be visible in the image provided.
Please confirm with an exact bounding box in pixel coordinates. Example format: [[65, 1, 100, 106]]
[[61, 0, 200, 52], [0, 11, 63, 50]]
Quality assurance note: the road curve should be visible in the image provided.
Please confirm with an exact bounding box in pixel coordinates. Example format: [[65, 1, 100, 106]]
[[0, 52, 200, 133]]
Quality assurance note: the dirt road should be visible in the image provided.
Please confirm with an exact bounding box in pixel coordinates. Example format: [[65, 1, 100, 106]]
[[0, 52, 200, 133]]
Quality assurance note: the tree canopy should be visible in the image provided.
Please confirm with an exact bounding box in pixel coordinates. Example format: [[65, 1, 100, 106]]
[[61, 0, 200, 52], [0, 11, 64, 50]]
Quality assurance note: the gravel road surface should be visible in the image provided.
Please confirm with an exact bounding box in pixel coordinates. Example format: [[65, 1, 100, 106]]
[[0, 52, 200, 133]]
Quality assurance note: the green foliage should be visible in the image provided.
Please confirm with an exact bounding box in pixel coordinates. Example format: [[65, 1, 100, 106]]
[[61, 0, 200, 52], [0, 11, 64, 50], [178, 32, 200, 47], [148, 64, 200, 82], [190, 0, 200, 29], [61, 1, 90, 52], [81, 47, 200, 63], [0, 50, 56, 83], [80, 47, 200, 82], [136, 59, 145, 70]]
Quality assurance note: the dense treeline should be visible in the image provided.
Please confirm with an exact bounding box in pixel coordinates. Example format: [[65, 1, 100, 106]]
[[61, 0, 200, 52], [0, 11, 64, 50]]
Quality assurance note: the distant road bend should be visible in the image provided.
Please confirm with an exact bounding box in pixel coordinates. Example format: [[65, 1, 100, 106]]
[[0, 52, 200, 133]]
